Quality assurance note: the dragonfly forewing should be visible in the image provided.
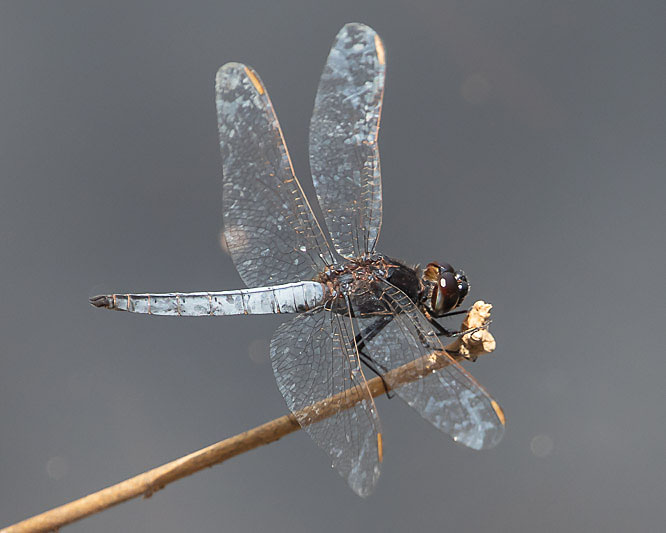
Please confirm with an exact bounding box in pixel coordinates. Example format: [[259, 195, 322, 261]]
[[217, 63, 334, 288], [309, 23, 385, 259]]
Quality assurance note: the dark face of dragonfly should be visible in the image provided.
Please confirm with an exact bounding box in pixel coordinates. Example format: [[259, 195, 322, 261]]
[[422, 262, 469, 317]]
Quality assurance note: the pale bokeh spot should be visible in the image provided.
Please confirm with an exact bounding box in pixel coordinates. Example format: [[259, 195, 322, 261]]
[[221, 225, 250, 257], [218, 228, 230, 255], [530, 434, 554, 458], [248, 338, 270, 364], [46, 456, 68, 480]]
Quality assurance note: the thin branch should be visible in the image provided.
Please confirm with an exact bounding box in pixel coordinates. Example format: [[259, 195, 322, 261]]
[[2, 302, 496, 533]]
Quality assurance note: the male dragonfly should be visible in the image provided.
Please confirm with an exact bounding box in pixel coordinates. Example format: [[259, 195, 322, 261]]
[[91, 23, 505, 497]]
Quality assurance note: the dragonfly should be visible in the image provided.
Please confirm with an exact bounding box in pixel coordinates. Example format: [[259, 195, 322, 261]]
[[90, 23, 504, 497]]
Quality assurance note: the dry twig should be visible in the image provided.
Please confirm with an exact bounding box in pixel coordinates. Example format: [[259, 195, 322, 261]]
[[2, 301, 496, 533]]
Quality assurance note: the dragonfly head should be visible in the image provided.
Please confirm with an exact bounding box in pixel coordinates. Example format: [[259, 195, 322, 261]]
[[422, 262, 469, 317]]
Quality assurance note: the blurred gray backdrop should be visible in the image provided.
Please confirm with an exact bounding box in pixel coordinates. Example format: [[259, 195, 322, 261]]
[[1, 1, 665, 531]]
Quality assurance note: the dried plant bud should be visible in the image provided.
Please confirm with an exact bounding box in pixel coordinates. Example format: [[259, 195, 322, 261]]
[[445, 301, 496, 361]]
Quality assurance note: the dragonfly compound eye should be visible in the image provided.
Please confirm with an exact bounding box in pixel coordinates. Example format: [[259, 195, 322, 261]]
[[432, 271, 461, 316], [437, 262, 455, 274]]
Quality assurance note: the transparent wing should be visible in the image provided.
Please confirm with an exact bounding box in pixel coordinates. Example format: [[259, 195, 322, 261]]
[[357, 280, 505, 450], [309, 23, 386, 259], [270, 306, 382, 497], [216, 63, 334, 288]]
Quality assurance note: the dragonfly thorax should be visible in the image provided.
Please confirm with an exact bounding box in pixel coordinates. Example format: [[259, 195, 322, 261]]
[[316, 255, 422, 314]]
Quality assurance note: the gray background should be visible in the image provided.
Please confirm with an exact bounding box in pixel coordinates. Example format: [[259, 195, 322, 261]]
[[1, 1, 664, 531]]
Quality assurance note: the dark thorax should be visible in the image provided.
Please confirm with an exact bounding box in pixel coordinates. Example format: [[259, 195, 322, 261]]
[[316, 255, 423, 315]]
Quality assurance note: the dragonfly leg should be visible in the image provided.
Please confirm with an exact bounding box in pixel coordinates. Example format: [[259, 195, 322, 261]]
[[439, 308, 470, 318], [358, 351, 391, 395], [352, 315, 395, 398], [428, 318, 458, 338], [429, 317, 491, 345], [427, 307, 476, 336]]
